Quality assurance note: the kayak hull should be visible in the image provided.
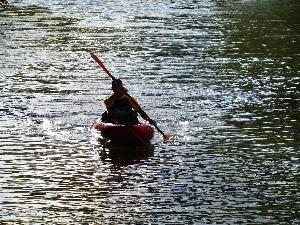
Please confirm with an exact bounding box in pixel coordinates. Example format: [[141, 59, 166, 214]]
[[94, 120, 154, 145]]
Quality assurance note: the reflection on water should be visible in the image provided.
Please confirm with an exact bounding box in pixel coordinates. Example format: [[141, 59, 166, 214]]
[[97, 139, 155, 167], [1, 0, 299, 224]]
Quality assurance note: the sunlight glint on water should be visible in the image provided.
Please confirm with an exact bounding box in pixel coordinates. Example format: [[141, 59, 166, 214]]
[[0, 0, 299, 224]]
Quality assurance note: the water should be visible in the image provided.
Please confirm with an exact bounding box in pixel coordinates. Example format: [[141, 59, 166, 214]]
[[1, 0, 299, 224]]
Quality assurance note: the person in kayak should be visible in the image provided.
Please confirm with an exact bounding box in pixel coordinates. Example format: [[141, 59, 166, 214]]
[[101, 79, 151, 125]]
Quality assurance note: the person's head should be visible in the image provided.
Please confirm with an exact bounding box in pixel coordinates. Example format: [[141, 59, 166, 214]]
[[112, 79, 124, 93]]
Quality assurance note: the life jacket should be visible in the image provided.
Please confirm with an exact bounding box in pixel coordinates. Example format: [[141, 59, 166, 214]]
[[109, 97, 132, 112], [103, 95, 139, 124]]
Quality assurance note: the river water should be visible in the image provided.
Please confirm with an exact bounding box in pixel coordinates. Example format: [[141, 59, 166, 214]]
[[0, 0, 299, 224]]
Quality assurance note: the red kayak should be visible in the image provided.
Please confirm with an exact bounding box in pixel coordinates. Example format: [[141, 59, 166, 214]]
[[93, 119, 154, 145]]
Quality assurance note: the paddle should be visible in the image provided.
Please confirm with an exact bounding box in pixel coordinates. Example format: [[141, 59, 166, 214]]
[[90, 52, 173, 142]]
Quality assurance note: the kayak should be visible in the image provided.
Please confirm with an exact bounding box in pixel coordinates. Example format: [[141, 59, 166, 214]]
[[93, 119, 154, 145]]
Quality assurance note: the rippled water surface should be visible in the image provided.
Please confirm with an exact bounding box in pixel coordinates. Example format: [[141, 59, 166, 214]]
[[1, 0, 299, 224]]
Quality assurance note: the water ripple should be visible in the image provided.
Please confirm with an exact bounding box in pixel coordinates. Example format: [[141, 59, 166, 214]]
[[0, 0, 299, 224]]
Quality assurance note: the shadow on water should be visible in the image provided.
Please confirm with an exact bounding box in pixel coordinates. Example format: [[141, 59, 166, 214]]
[[96, 139, 155, 167]]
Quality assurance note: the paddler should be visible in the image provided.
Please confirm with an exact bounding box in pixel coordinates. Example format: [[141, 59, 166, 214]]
[[101, 79, 152, 125]]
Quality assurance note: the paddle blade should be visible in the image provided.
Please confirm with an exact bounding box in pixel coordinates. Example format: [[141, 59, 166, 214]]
[[163, 134, 174, 143], [90, 52, 114, 79]]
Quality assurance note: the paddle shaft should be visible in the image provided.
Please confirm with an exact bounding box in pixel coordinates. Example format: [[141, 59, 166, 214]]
[[90, 53, 168, 139]]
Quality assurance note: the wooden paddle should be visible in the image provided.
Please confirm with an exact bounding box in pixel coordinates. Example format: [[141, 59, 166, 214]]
[[90, 52, 173, 142]]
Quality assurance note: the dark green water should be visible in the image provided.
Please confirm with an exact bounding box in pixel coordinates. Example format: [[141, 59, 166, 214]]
[[0, 0, 299, 224]]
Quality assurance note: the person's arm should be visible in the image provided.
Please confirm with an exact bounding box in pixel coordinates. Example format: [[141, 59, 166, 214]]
[[104, 93, 122, 110], [104, 98, 113, 110], [125, 95, 140, 111]]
